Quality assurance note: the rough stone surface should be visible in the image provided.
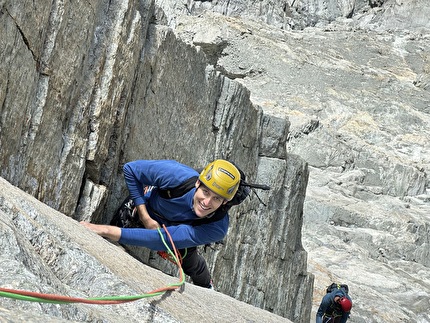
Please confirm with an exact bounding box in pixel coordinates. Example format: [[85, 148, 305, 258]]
[[0, 176, 290, 323], [0, 0, 312, 322], [2, 0, 430, 322]]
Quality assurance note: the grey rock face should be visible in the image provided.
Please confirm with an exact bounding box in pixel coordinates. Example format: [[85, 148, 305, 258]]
[[2, 0, 429, 321], [1, 0, 152, 215], [0, 0, 312, 322]]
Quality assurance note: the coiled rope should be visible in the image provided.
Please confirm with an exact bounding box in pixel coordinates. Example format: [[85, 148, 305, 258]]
[[0, 224, 184, 304]]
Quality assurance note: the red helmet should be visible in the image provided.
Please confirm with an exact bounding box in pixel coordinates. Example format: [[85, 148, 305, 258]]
[[339, 297, 352, 312]]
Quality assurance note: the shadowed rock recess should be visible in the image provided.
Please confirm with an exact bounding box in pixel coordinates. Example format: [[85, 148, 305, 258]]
[[1, 0, 429, 322]]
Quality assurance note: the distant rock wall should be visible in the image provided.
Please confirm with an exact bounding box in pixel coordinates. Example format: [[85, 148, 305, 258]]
[[174, 0, 430, 31], [156, 0, 369, 30], [0, 0, 312, 321], [160, 2, 430, 322]]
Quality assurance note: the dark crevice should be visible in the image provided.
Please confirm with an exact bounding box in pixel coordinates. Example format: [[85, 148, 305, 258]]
[[215, 65, 247, 79], [5, 8, 40, 68], [286, 119, 320, 141], [346, 4, 355, 19]]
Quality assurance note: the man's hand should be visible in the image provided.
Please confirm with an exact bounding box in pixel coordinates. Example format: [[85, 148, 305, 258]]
[[136, 204, 160, 229], [80, 221, 121, 241]]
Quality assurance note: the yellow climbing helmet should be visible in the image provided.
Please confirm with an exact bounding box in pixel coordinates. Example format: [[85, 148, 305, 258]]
[[199, 159, 241, 201]]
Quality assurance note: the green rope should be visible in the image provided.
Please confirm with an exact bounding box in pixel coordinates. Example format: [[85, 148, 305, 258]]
[[157, 226, 185, 288], [0, 292, 69, 304]]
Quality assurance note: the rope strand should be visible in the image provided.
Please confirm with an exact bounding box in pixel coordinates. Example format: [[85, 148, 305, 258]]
[[0, 224, 184, 304]]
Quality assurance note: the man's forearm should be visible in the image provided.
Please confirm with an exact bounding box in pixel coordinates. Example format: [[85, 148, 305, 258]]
[[80, 222, 121, 241]]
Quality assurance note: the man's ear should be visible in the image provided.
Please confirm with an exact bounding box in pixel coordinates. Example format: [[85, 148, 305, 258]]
[[195, 179, 201, 189]]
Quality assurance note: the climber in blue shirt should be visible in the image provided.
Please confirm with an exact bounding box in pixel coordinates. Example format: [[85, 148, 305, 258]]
[[81, 159, 241, 288], [316, 286, 352, 323]]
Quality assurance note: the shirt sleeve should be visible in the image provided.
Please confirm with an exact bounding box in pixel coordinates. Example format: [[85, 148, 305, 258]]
[[316, 294, 331, 323], [119, 216, 229, 250], [123, 160, 197, 206]]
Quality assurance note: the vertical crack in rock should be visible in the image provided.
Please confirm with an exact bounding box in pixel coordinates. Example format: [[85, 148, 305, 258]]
[[213, 77, 236, 159], [87, 1, 129, 161], [22, 0, 65, 143], [5, 8, 38, 67]]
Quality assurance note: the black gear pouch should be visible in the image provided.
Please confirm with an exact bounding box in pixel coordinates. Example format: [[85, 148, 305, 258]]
[[110, 197, 144, 228]]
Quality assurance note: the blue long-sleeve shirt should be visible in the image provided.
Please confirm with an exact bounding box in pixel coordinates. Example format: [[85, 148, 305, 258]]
[[118, 160, 229, 250], [316, 289, 351, 323]]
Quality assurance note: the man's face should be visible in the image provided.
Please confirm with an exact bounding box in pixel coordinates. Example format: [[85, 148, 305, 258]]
[[193, 180, 227, 218]]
